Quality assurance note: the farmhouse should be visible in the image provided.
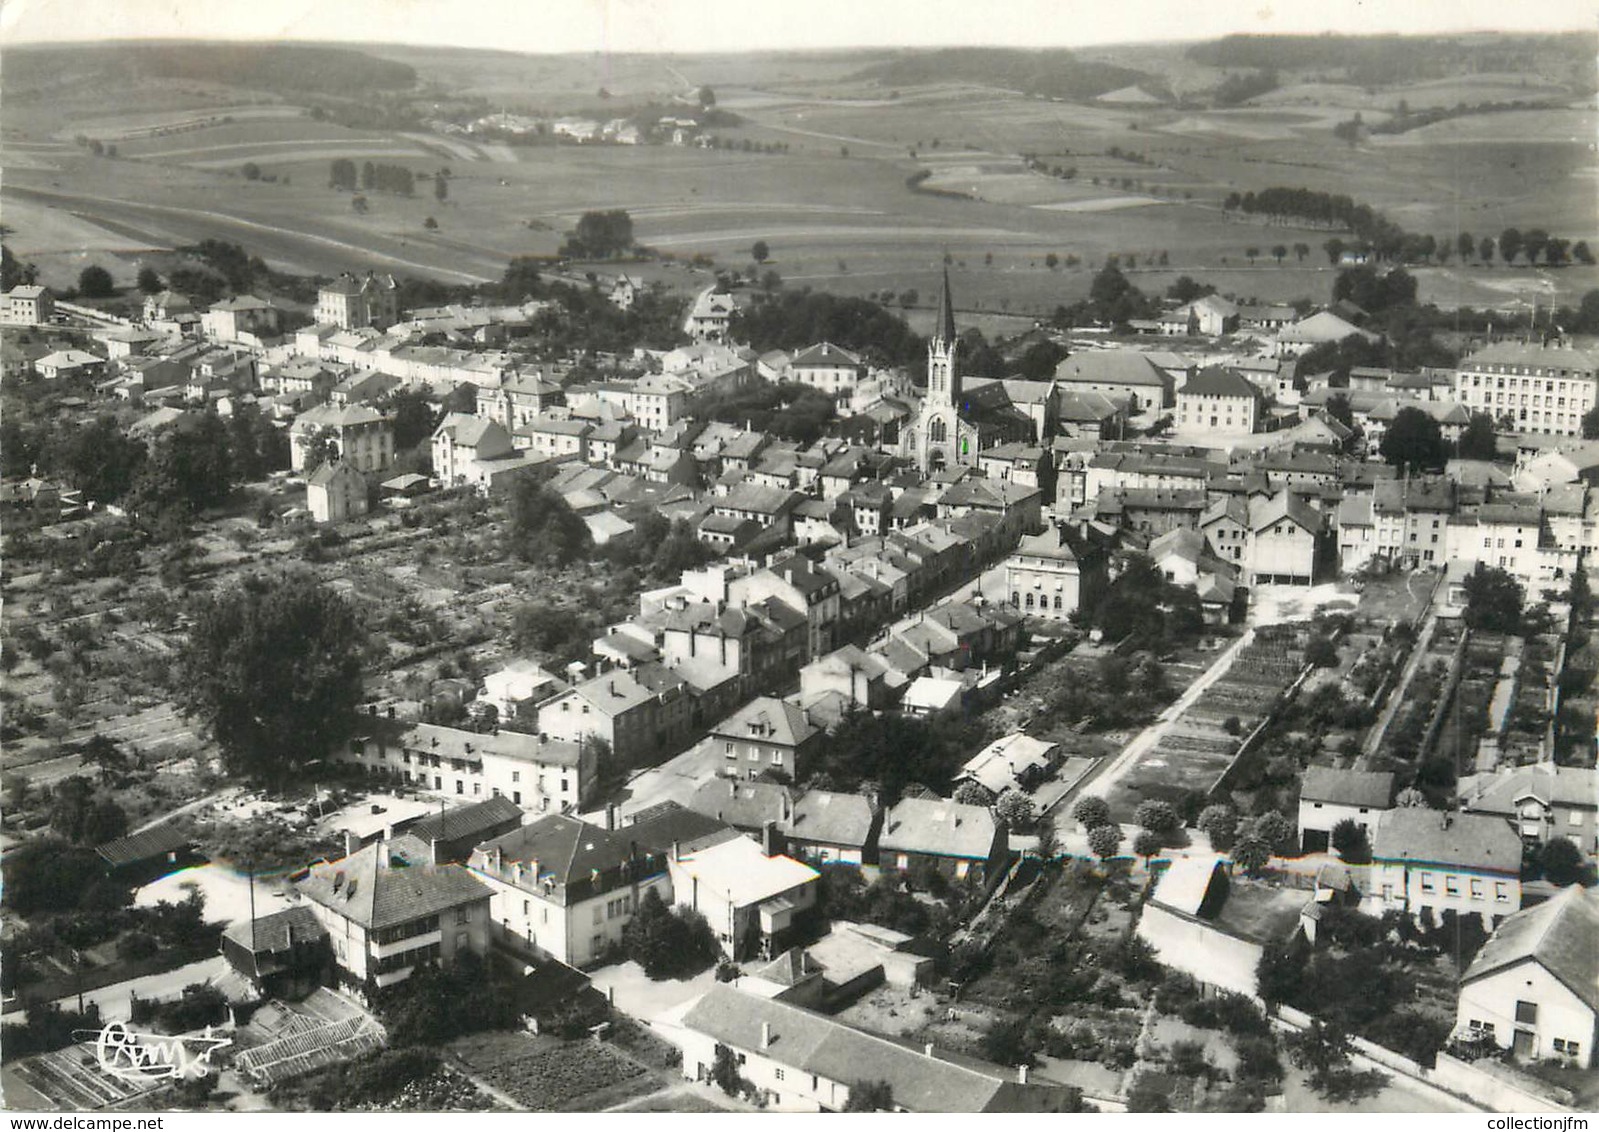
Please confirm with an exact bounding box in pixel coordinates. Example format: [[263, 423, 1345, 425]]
[[1296, 766, 1394, 853], [1454, 885, 1599, 1069], [1369, 809, 1523, 929]]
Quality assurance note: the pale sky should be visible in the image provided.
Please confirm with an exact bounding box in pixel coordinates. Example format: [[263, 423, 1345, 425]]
[[1, 0, 1595, 53]]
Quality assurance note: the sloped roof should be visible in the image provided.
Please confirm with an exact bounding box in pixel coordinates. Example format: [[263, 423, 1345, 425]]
[[680, 984, 1067, 1112], [672, 835, 818, 906], [1151, 854, 1227, 916], [879, 797, 997, 861], [711, 696, 819, 748], [299, 842, 491, 930], [785, 790, 876, 849], [96, 822, 193, 869], [1371, 809, 1521, 875], [475, 813, 642, 885], [690, 779, 795, 831], [623, 801, 742, 855], [1300, 766, 1394, 809], [1181, 366, 1261, 400], [1462, 885, 1599, 1013], [1459, 764, 1599, 815], [222, 904, 326, 955], [791, 341, 864, 368], [1248, 491, 1321, 534], [409, 795, 524, 848], [1278, 311, 1377, 345], [1054, 350, 1169, 389]]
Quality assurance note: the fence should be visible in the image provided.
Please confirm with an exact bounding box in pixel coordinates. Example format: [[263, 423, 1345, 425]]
[[1271, 1003, 1579, 1114]]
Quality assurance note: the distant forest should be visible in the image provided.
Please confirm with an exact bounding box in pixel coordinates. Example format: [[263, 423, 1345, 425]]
[[3, 43, 416, 97], [1187, 33, 1596, 90], [851, 48, 1149, 102]]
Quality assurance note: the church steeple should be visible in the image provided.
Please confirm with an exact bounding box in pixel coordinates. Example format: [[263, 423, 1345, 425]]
[[934, 264, 957, 348], [925, 265, 959, 407]]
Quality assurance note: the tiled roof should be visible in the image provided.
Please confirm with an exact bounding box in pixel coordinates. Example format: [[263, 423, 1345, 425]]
[[96, 823, 193, 869], [1462, 885, 1599, 1013], [222, 905, 326, 954], [1300, 767, 1394, 809], [784, 790, 876, 849], [1181, 366, 1261, 400], [1054, 350, 1169, 388], [1371, 809, 1521, 875], [409, 795, 524, 847], [710, 697, 819, 748], [879, 797, 997, 861], [299, 843, 491, 930], [475, 813, 645, 885], [679, 985, 1068, 1112]]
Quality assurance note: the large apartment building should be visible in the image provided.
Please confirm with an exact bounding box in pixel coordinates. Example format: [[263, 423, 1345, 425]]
[[1454, 341, 1599, 438]]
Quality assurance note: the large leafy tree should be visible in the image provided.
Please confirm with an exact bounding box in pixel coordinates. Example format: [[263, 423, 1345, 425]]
[[1456, 413, 1497, 461], [506, 479, 591, 566], [1378, 406, 1444, 472], [1462, 564, 1523, 634], [174, 571, 366, 787], [620, 889, 718, 979]]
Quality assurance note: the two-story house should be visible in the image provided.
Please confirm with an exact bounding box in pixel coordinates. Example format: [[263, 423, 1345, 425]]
[[296, 842, 492, 990], [1369, 809, 1523, 929], [709, 696, 824, 783]]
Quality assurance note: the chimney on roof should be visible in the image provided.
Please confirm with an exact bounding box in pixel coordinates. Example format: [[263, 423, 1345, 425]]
[[1017, 1064, 1029, 1085], [761, 819, 781, 858], [430, 837, 441, 866], [606, 803, 618, 832], [343, 829, 359, 858], [672, 840, 681, 863], [924, 1042, 935, 1058], [760, 1021, 772, 1050]]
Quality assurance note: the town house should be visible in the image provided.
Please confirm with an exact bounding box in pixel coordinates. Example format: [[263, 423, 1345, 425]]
[[468, 814, 669, 968], [296, 842, 492, 990]]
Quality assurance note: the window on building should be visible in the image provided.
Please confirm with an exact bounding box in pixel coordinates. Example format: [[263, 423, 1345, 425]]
[[1515, 1001, 1538, 1025], [1419, 873, 1435, 893], [774, 1068, 785, 1081], [456, 907, 470, 925]]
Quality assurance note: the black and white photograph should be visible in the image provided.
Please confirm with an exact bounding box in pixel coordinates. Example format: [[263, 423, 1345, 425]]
[[0, 0, 1595, 1120]]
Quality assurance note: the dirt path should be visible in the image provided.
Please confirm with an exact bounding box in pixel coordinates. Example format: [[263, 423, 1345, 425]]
[[1361, 608, 1438, 762], [1075, 629, 1256, 805]]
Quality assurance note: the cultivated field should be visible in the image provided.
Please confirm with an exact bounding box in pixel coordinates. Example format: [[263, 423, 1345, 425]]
[[2, 43, 1594, 310]]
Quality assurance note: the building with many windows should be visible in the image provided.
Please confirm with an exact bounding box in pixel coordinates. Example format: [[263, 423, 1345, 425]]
[[1455, 341, 1599, 438], [338, 719, 598, 813]]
